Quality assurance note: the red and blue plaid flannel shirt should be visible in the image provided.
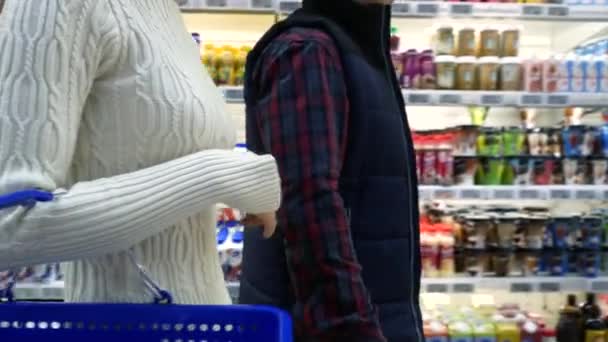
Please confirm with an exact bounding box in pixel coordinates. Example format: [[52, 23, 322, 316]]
[[249, 28, 386, 342]]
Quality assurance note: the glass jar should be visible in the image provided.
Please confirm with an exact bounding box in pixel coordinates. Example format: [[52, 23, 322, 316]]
[[456, 56, 477, 90], [435, 55, 456, 89], [457, 28, 476, 56], [478, 56, 499, 90], [435, 26, 455, 55], [479, 27, 500, 57], [499, 57, 522, 91]]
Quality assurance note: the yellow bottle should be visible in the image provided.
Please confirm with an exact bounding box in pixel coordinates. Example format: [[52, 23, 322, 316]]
[[215, 47, 235, 86], [233, 46, 250, 86], [202, 44, 216, 80]]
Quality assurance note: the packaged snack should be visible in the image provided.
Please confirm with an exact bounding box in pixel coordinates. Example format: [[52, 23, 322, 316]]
[[456, 56, 477, 90], [233, 46, 250, 86], [582, 55, 596, 93], [543, 56, 561, 92], [453, 125, 480, 156], [403, 49, 420, 89], [420, 50, 437, 89], [478, 56, 500, 90], [528, 128, 551, 156], [454, 157, 479, 186], [523, 58, 543, 92], [436, 55, 456, 89], [495, 322, 521, 342], [501, 27, 520, 57], [563, 158, 590, 185], [549, 216, 577, 249], [449, 321, 474, 342], [525, 215, 548, 250], [591, 158, 608, 184], [581, 216, 603, 249], [202, 44, 217, 79], [502, 127, 526, 156], [532, 158, 557, 185], [506, 157, 533, 185], [579, 252, 600, 278], [479, 27, 500, 57], [425, 320, 449, 342], [477, 128, 503, 156], [545, 127, 563, 157], [478, 158, 506, 185], [472, 320, 497, 342], [422, 143, 438, 185], [421, 225, 440, 278], [435, 26, 455, 56], [437, 224, 455, 277], [562, 125, 588, 157], [500, 57, 522, 91], [391, 50, 404, 82], [458, 28, 476, 57], [437, 137, 454, 186]]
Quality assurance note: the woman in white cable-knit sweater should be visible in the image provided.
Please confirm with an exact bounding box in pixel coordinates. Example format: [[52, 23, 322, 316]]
[[0, 0, 281, 304]]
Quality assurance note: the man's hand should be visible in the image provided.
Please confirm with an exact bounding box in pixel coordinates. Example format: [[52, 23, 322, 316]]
[[241, 212, 277, 238]]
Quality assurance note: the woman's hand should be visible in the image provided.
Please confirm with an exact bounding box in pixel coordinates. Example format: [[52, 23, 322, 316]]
[[241, 212, 277, 238]]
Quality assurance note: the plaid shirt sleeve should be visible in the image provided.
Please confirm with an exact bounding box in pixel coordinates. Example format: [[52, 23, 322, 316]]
[[249, 28, 386, 342]]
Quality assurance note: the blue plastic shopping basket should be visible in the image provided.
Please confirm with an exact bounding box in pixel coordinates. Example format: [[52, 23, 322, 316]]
[[0, 190, 293, 342]]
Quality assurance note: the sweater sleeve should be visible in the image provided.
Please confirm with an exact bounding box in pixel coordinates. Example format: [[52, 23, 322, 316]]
[[0, 0, 280, 269]]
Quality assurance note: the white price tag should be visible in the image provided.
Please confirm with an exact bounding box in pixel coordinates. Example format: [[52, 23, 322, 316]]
[[591, 281, 608, 293], [575, 190, 596, 200], [550, 189, 572, 200], [481, 94, 503, 106], [547, 6, 569, 17], [511, 282, 534, 293], [453, 283, 475, 293], [520, 94, 543, 106], [438, 94, 462, 105], [450, 3, 473, 16], [408, 93, 431, 105], [493, 189, 515, 200], [539, 282, 561, 293], [392, 3, 411, 15], [461, 189, 483, 199], [279, 1, 300, 13], [427, 284, 449, 293], [223, 88, 244, 102], [519, 189, 541, 200], [433, 189, 457, 200], [521, 5, 544, 16], [251, 0, 273, 8], [207, 0, 227, 7], [415, 3, 440, 16], [547, 94, 569, 106]]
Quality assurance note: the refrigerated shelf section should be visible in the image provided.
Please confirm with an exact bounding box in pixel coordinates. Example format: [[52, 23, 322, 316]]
[[180, 0, 275, 14], [17, 277, 608, 301], [276, 1, 608, 21], [419, 186, 608, 201], [220, 87, 608, 108]]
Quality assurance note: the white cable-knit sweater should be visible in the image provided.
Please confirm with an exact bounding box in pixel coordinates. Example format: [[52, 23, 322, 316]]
[[0, 0, 280, 304]]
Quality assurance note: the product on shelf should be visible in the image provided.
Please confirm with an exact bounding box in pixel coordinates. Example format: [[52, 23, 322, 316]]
[[501, 27, 520, 57], [456, 56, 477, 90], [523, 58, 543, 92], [420, 49, 437, 89], [194, 42, 252, 87], [500, 57, 523, 91], [478, 56, 500, 90], [436, 55, 456, 89], [422, 204, 608, 278], [403, 49, 420, 89], [435, 25, 455, 56], [457, 27, 476, 57], [479, 26, 501, 57]]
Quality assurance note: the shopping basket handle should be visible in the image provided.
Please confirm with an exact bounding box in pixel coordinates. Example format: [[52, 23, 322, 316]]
[[0, 189, 54, 210]]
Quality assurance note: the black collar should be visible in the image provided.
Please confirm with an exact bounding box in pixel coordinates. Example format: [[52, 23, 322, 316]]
[[302, 0, 392, 69]]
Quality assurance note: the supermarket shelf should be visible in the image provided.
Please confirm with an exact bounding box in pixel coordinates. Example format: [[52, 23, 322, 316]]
[[180, 1, 608, 21], [422, 277, 608, 294], [180, 1, 275, 14], [14, 282, 65, 301], [419, 185, 608, 201], [277, 1, 608, 22], [402, 90, 608, 108], [14, 277, 608, 301], [221, 87, 608, 108]]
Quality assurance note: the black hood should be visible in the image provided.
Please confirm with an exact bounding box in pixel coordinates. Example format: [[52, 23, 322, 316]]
[[302, 0, 392, 69]]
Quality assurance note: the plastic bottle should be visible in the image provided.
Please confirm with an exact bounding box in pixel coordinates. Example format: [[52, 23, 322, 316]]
[[556, 294, 583, 342], [390, 26, 401, 52], [473, 320, 497, 342], [403, 49, 420, 89], [583, 317, 605, 342], [425, 320, 449, 342], [541, 327, 556, 342], [449, 321, 474, 342], [495, 321, 520, 342], [437, 224, 455, 277], [581, 293, 602, 324], [521, 320, 542, 342], [202, 44, 216, 76]]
